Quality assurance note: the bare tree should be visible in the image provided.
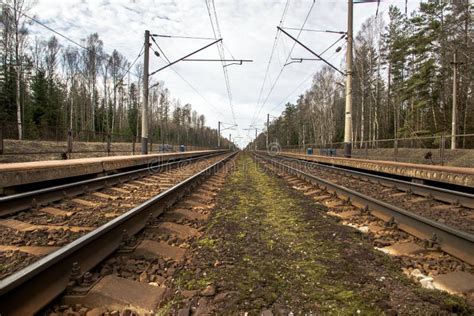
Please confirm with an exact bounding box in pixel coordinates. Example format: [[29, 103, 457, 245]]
[[4, 0, 35, 139]]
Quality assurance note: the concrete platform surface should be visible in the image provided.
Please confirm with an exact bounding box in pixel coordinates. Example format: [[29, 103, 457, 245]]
[[275, 151, 474, 187], [0, 150, 223, 188]]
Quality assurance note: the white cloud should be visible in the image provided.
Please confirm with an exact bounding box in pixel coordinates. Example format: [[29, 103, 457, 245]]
[[29, 0, 420, 148]]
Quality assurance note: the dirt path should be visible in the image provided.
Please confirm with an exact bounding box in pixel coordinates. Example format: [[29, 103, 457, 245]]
[[172, 154, 470, 315]]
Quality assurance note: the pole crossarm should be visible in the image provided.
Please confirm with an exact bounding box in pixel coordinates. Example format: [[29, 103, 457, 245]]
[[149, 82, 160, 90], [151, 34, 216, 40], [284, 58, 321, 67], [220, 123, 238, 131], [277, 26, 345, 76], [182, 58, 253, 68], [281, 27, 346, 35], [149, 39, 223, 76], [182, 59, 253, 62]]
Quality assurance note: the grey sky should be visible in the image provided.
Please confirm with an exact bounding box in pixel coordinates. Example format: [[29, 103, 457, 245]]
[[30, 0, 420, 148]]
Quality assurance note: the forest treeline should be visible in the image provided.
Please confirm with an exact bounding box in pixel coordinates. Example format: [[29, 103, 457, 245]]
[[0, 0, 228, 148], [259, 1, 473, 149]]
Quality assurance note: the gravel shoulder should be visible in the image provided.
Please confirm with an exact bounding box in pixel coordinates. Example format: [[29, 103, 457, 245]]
[[173, 154, 471, 314]]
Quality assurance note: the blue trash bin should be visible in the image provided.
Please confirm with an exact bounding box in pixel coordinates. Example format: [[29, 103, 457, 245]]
[[307, 147, 313, 155]]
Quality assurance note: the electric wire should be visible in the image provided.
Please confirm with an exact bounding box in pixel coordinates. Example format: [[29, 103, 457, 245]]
[[151, 36, 171, 64], [250, 0, 316, 129], [204, 0, 241, 143], [269, 33, 347, 114], [248, 0, 290, 139], [253, 0, 290, 119], [115, 44, 144, 86], [282, 27, 345, 34], [1, 1, 140, 78], [149, 41, 227, 118], [205, 0, 237, 126], [152, 34, 215, 40]]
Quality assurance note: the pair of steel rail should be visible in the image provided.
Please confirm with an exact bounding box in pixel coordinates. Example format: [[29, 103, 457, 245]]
[[0, 151, 237, 315], [0, 151, 224, 216], [254, 153, 474, 267], [273, 154, 473, 208]]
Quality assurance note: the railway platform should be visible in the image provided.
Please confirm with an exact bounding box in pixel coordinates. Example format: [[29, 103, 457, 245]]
[[276, 151, 474, 188], [0, 150, 224, 190]]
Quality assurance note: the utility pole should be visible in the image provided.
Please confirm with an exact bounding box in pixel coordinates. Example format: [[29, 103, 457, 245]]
[[451, 51, 460, 150], [302, 125, 305, 152], [255, 128, 258, 151], [217, 121, 221, 148], [344, 0, 353, 158], [141, 30, 150, 154], [266, 113, 270, 149], [229, 134, 232, 150]]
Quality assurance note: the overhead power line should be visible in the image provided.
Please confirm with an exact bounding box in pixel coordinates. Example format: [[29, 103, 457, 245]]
[[281, 27, 346, 34], [253, 0, 290, 120], [1, 1, 141, 78], [250, 0, 316, 129], [205, 0, 237, 127], [269, 34, 347, 114], [149, 37, 227, 119], [152, 34, 215, 40]]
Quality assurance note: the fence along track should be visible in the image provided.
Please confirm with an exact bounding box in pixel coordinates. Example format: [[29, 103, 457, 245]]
[[254, 153, 474, 266], [0, 152, 237, 315]]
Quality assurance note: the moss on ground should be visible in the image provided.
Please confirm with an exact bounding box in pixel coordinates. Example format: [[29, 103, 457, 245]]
[[174, 154, 471, 314]]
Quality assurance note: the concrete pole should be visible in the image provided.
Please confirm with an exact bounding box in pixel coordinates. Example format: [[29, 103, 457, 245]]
[[255, 128, 257, 151], [266, 113, 270, 149], [229, 134, 232, 150], [217, 121, 221, 148], [451, 51, 457, 150], [302, 125, 305, 152], [141, 30, 150, 154], [344, 0, 353, 158]]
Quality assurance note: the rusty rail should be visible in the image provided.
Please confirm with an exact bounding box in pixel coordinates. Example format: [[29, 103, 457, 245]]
[[0, 151, 237, 315], [0, 152, 222, 217], [254, 153, 474, 266], [272, 154, 474, 208]]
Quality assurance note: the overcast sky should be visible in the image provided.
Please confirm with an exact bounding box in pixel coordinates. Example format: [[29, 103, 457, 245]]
[[30, 0, 421, 148]]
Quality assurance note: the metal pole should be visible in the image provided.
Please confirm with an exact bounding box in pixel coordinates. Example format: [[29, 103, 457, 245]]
[[229, 134, 231, 150], [266, 113, 270, 149], [217, 121, 221, 148], [141, 30, 150, 154], [344, 0, 353, 158], [451, 51, 457, 150]]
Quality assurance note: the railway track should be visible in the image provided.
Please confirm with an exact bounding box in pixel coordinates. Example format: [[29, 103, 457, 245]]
[[275, 153, 474, 207], [0, 151, 237, 315], [253, 153, 474, 267], [267, 154, 474, 234], [0, 152, 224, 216]]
